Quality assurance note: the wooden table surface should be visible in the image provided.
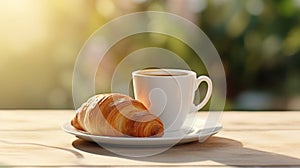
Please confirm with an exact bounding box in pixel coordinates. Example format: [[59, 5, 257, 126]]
[[0, 110, 299, 168]]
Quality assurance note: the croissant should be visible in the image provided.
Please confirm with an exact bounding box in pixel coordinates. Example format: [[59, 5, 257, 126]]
[[71, 93, 164, 137]]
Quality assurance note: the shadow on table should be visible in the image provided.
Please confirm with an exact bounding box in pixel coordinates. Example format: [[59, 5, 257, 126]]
[[73, 136, 300, 167]]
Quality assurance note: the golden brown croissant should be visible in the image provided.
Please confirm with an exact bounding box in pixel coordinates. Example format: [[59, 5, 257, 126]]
[[71, 93, 164, 137]]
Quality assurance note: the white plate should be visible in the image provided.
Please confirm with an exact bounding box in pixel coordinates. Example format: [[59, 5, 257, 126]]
[[62, 119, 222, 147]]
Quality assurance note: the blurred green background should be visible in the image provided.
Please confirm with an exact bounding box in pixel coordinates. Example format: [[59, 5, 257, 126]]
[[1, 0, 300, 110]]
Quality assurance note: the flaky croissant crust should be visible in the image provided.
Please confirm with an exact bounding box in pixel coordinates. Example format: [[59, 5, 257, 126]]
[[71, 93, 164, 137]]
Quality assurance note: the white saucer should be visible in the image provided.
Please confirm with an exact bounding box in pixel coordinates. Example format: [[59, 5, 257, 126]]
[[62, 119, 222, 147]]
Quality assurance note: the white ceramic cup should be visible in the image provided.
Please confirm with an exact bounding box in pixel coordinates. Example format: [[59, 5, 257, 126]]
[[132, 69, 213, 132]]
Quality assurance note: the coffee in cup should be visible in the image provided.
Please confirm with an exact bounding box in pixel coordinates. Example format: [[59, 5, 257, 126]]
[[132, 69, 212, 132]]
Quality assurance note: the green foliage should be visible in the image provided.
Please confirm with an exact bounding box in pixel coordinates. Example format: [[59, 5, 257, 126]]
[[1, 0, 299, 110]]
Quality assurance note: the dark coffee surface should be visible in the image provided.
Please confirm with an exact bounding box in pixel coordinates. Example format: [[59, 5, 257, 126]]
[[139, 72, 187, 76]]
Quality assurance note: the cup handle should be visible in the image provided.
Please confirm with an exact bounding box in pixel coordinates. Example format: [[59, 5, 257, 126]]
[[192, 76, 213, 112]]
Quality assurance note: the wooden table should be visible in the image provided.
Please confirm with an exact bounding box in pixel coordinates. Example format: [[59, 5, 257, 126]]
[[0, 110, 299, 167]]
